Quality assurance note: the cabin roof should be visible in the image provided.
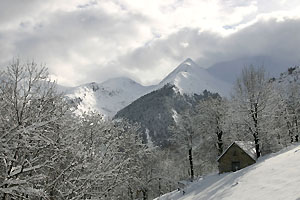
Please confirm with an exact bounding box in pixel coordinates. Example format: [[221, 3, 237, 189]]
[[217, 141, 257, 161]]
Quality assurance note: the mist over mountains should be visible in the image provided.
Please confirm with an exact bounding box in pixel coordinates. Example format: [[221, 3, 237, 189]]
[[207, 55, 296, 84]]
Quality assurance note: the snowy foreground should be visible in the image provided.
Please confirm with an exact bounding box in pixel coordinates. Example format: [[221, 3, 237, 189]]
[[156, 144, 300, 200]]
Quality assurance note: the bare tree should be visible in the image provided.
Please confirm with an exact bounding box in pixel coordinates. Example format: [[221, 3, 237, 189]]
[[169, 108, 207, 181], [195, 96, 228, 156], [276, 74, 300, 144], [60, 115, 149, 200], [0, 59, 74, 199], [230, 66, 279, 158]]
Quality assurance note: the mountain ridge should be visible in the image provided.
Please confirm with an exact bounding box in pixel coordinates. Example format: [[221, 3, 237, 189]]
[[64, 58, 231, 117], [65, 77, 154, 117]]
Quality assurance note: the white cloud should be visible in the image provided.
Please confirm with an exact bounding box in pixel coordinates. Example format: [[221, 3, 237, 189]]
[[180, 42, 189, 48], [0, 0, 300, 86]]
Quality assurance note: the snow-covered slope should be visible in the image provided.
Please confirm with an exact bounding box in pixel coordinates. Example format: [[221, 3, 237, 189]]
[[158, 58, 231, 96], [276, 66, 300, 86], [156, 144, 300, 200], [65, 77, 154, 118]]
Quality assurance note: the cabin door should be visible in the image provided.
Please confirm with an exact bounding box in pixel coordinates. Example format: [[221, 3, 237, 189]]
[[231, 161, 240, 171]]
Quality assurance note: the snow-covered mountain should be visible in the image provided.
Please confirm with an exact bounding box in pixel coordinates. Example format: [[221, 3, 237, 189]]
[[65, 77, 154, 118], [158, 58, 231, 96], [156, 144, 300, 200], [276, 66, 300, 86], [65, 58, 231, 117]]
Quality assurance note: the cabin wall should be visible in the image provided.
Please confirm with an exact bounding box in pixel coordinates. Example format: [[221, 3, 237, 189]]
[[218, 144, 256, 173]]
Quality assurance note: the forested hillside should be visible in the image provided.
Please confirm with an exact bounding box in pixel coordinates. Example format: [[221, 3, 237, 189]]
[[114, 84, 219, 146]]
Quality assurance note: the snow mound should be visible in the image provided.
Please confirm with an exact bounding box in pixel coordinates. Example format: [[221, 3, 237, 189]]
[[156, 144, 300, 200]]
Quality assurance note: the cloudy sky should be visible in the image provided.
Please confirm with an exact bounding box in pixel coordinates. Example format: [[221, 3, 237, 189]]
[[1, 0, 300, 86]]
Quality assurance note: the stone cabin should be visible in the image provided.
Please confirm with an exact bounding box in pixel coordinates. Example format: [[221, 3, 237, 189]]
[[217, 141, 257, 173]]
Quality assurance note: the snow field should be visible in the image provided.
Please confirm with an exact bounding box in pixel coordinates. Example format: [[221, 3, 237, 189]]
[[156, 144, 300, 200]]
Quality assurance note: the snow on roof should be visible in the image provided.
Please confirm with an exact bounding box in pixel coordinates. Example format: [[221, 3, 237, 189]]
[[235, 141, 257, 160], [217, 141, 257, 161]]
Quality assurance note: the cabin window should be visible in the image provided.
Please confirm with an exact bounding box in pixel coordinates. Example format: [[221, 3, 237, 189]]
[[232, 161, 240, 171]]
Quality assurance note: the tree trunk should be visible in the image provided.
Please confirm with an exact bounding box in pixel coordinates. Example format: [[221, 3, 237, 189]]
[[142, 189, 148, 200], [216, 130, 223, 155], [252, 104, 261, 158], [287, 121, 294, 143], [289, 130, 294, 143], [128, 187, 134, 200], [158, 178, 162, 196], [254, 133, 261, 158], [188, 148, 194, 181], [295, 118, 299, 142]]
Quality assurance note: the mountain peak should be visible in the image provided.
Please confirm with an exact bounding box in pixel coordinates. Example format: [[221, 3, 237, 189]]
[[159, 58, 197, 85], [177, 58, 197, 70], [159, 58, 231, 95], [182, 58, 195, 65]]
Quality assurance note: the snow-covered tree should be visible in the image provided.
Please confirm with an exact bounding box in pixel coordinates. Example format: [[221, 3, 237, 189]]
[[0, 60, 148, 200], [169, 105, 213, 181], [0, 59, 75, 199], [194, 96, 228, 156], [170, 109, 196, 181], [275, 70, 300, 144], [48, 114, 148, 200], [230, 66, 280, 157]]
